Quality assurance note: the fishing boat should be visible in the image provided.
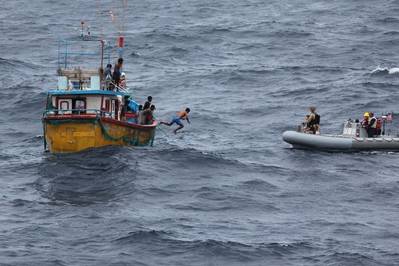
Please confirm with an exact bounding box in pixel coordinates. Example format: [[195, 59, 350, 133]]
[[42, 37, 156, 153], [282, 114, 399, 151]]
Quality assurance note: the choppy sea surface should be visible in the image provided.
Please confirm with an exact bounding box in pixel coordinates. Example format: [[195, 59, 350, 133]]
[[1, 0, 399, 265]]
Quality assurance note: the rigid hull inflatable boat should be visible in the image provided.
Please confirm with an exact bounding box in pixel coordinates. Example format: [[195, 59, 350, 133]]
[[283, 119, 399, 151]]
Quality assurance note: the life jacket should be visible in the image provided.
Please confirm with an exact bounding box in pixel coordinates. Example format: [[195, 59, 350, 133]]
[[369, 117, 377, 128], [308, 113, 320, 126], [376, 118, 382, 129], [314, 113, 320, 125]]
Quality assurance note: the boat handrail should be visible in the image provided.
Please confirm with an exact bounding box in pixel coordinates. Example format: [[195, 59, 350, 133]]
[[42, 109, 115, 118], [108, 81, 128, 93]]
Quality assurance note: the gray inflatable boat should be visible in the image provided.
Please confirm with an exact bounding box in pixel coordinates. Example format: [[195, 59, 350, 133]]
[[283, 120, 399, 151]]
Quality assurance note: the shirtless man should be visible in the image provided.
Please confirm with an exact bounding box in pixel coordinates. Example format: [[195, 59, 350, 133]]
[[161, 108, 191, 134]]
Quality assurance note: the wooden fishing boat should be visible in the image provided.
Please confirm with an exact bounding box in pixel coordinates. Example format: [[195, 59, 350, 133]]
[[42, 38, 156, 153]]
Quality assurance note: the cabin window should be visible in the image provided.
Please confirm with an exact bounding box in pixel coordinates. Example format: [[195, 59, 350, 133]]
[[59, 100, 70, 111], [72, 98, 86, 114]]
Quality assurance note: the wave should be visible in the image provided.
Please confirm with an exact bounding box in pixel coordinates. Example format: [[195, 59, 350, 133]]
[[322, 251, 380, 265], [35, 147, 138, 205], [114, 229, 173, 243], [376, 17, 399, 24], [1, 260, 67, 266], [114, 231, 317, 262], [0, 57, 42, 71], [383, 30, 399, 36], [270, 30, 313, 38], [168, 196, 279, 212], [238, 178, 279, 192], [370, 66, 399, 75], [361, 180, 399, 198]]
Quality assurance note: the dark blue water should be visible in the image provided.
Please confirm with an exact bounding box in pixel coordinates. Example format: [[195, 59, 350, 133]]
[[1, 0, 399, 265]]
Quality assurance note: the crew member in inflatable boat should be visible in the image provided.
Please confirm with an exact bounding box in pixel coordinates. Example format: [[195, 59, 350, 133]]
[[361, 112, 369, 128], [305, 106, 320, 134], [368, 112, 377, 137]]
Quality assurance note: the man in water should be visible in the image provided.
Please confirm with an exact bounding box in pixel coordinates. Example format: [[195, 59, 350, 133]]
[[161, 108, 191, 134]]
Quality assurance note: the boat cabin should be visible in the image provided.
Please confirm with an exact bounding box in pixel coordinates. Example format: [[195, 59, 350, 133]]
[[46, 38, 138, 122], [46, 90, 129, 121]]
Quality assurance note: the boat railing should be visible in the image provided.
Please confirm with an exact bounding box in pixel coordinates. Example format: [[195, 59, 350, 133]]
[[43, 109, 114, 118], [108, 81, 128, 93]]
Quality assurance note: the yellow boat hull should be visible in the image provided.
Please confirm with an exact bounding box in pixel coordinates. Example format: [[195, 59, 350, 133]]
[[43, 116, 156, 153]]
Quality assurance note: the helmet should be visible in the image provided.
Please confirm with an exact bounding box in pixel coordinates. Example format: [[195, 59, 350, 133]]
[[364, 112, 369, 117]]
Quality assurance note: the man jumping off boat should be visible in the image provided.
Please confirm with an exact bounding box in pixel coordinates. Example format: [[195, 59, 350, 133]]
[[160, 108, 191, 134]]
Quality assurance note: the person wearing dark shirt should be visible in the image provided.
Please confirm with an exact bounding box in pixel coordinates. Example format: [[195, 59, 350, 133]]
[[143, 96, 152, 110], [112, 58, 124, 87], [142, 105, 156, 125], [368, 112, 377, 137]]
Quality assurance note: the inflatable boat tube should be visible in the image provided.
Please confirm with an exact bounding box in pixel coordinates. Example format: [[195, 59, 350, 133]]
[[282, 131, 399, 151]]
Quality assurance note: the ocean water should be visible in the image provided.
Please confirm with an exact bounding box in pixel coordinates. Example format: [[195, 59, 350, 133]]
[[1, 0, 399, 265]]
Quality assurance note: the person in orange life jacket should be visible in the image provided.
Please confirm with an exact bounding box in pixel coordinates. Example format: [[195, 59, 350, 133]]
[[367, 112, 377, 137], [306, 106, 320, 134], [361, 112, 369, 127], [160, 108, 191, 134]]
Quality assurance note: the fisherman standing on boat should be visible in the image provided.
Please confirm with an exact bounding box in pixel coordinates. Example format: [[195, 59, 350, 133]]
[[306, 106, 320, 134], [142, 105, 156, 125], [161, 108, 191, 134], [144, 96, 152, 110], [113, 57, 124, 89], [139, 102, 151, 124], [104, 63, 113, 90]]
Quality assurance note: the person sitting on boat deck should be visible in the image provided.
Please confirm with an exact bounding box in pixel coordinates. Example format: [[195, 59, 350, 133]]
[[306, 107, 320, 134], [301, 115, 310, 132], [160, 108, 191, 134], [143, 105, 156, 125], [112, 57, 124, 89], [144, 96, 152, 110], [119, 72, 126, 89], [368, 112, 377, 137]]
